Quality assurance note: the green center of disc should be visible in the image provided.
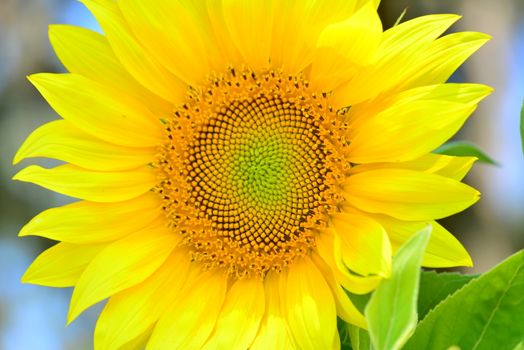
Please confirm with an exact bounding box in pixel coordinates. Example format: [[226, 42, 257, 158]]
[[232, 133, 291, 208]]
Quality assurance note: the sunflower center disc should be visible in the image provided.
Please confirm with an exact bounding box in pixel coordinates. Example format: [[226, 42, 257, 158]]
[[187, 95, 326, 250], [156, 68, 350, 278]]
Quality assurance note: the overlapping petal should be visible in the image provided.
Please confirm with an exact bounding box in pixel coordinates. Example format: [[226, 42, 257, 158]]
[[333, 14, 462, 105], [22, 242, 106, 287], [81, 0, 186, 104], [331, 211, 392, 277], [13, 120, 156, 171], [68, 226, 178, 323], [342, 169, 480, 221], [345, 82, 492, 163], [310, 2, 382, 90], [250, 272, 296, 350], [147, 271, 228, 350], [28, 73, 164, 148], [19, 193, 163, 243], [94, 249, 191, 350], [203, 278, 265, 349], [350, 153, 477, 181], [118, 0, 213, 85], [49, 24, 172, 117], [374, 215, 473, 267], [283, 257, 338, 350], [13, 164, 156, 203]]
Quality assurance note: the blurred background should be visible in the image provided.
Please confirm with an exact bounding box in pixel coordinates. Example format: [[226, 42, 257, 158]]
[[0, 0, 523, 349]]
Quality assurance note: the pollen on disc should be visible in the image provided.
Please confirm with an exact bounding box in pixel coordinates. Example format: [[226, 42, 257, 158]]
[[155, 67, 351, 279]]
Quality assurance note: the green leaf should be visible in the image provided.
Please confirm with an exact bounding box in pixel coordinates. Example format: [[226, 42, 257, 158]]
[[418, 271, 478, 319], [339, 318, 353, 350], [434, 141, 499, 166], [521, 99, 524, 157], [346, 291, 372, 314], [365, 226, 431, 350], [404, 250, 524, 350], [339, 319, 371, 350], [349, 324, 371, 350]]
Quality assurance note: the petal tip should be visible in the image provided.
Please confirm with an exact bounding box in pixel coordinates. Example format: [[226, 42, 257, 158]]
[[18, 222, 33, 237], [12, 166, 37, 182]]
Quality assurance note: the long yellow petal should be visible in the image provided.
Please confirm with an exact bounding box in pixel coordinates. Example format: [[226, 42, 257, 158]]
[[48, 24, 172, 117], [395, 32, 491, 91], [94, 249, 191, 350], [331, 211, 392, 277], [29, 73, 163, 148], [203, 278, 265, 350], [316, 229, 382, 294], [220, 0, 275, 70], [310, 1, 382, 91], [22, 242, 106, 287], [347, 100, 476, 163], [118, 0, 211, 85], [283, 257, 338, 350], [250, 271, 296, 350], [346, 83, 492, 143], [310, 252, 367, 329], [270, 0, 358, 74], [19, 193, 163, 243], [68, 226, 177, 323], [342, 169, 480, 220], [13, 120, 156, 171], [373, 214, 473, 267], [13, 164, 156, 203], [147, 271, 227, 350], [80, 0, 186, 104], [350, 153, 476, 181], [334, 14, 460, 106]]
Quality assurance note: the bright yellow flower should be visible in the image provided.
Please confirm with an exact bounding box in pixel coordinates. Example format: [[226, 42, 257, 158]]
[[14, 0, 491, 349]]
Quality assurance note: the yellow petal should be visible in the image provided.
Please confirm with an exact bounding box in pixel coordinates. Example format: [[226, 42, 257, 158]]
[[350, 153, 477, 181], [271, 0, 358, 74], [19, 193, 163, 243], [347, 100, 477, 163], [80, 0, 186, 104], [48, 24, 172, 117], [373, 215, 473, 267], [342, 169, 480, 220], [250, 271, 296, 350], [94, 249, 191, 350], [346, 83, 492, 143], [390, 83, 493, 105], [115, 325, 153, 350], [13, 164, 156, 203], [203, 278, 265, 350], [13, 120, 156, 171], [147, 271, 227, 350], [205, 0, 243, 67], [395, 32, 491, 91], [310, 252, 367, 329], [331, 211, 392, 277], [68, 226, 178, 323], [215, 0, 273, 70], [316, 229, 382, 294], [29, 73, 163, 148], [283, 257, 338, 350], [118, 0, 211, 85], [334, 14, 460, 106], [311, 2, 382, 91], [356, 0, 380, 9], [22, 242, 106, 287]]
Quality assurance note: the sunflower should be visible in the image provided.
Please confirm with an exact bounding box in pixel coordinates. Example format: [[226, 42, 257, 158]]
[[14, 0, 491, 349]]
